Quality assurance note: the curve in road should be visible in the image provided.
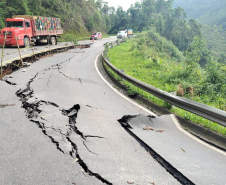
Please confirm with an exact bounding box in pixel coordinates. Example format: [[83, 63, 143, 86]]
[[0, 37, 226, 185]]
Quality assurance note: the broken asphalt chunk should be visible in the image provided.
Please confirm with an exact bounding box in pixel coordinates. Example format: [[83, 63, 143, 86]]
[[156, 129, 164, 133], [143, 126, 154, 131], [148, 182, 155, 185], [127, 180, 134, 184]]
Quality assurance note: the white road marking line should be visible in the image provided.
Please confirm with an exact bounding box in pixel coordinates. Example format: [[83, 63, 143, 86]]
[[95, 52, 226, 156], [171, 114, 226, 156], [94, 52, 157, 116]]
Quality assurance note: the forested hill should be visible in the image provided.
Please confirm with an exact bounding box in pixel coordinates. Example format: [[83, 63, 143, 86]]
[[173, 0, 226, 30], [0, 0, 112, 36]]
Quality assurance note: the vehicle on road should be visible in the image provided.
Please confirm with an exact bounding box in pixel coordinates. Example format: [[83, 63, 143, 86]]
[[117, 31, 127, 38], [90, 32, 102, 40], [0, 15, 63, 47], [127, 29, 133, 36]]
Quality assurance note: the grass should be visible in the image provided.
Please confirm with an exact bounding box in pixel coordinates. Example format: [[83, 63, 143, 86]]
[[106, 33, 226, 136], [58, 32, 117, 43]]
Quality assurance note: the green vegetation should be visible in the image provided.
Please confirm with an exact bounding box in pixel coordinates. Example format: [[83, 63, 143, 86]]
[[201, 25, 226, 64], [108, 0, 202, 53], [107, 0, 226, 65], [0, 0, 114, 37], [107, 33, 226, 136], [173, 0, 226, 64], [173, 0, 226, 31], [0, 0, 225, 134]]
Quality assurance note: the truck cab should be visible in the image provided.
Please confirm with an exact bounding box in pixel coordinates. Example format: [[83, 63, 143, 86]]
[[0, 18, 33, 47], [0, 15, 63, 47]]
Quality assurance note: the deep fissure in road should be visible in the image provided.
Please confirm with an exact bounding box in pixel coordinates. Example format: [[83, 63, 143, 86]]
[[13, 59, 113, 185], [3, 53, 194, 185], [118, 115, 195, 185]]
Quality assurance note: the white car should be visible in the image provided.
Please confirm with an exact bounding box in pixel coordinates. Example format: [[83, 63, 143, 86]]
[[117, 31, 127, 38]]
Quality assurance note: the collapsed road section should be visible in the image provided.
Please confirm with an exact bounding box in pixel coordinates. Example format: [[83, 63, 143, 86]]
[[15, 68, 112, 184], [0, 43, 92, 80], [11, 54, 181, 184], [3, 37, 223, 184], [0, 42, 188, 184], [118, 114, 226, 185]]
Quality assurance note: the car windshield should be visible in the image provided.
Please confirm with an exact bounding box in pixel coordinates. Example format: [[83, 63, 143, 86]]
[[6, 21, 23, 28], [128, 29, 132, 31], [92, 33, 98, 35]]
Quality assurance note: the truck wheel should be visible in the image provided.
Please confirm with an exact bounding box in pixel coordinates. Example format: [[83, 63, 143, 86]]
[[24, 37, 30, 47], [50, 36, 56, 45]]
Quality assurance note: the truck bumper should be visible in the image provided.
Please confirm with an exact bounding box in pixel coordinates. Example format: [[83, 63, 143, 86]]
[[0, 37, 24, 46]]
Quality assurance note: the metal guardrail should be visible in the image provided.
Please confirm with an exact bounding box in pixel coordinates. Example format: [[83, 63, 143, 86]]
[[102, 56, 226, 127]]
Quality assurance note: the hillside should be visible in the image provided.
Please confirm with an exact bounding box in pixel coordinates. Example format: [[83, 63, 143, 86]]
[[107, 31, 226, 135], [0, 0, 112, 37], [173, 0, 226, 30]]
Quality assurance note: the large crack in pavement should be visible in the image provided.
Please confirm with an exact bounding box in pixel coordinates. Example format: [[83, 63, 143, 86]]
[[3, 51, 194, 184], [10, 57, 113, 185], [118, 115, 195, 185]]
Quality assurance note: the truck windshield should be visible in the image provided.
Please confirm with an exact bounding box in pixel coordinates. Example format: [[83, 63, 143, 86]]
[[6, 21, 23, 28]]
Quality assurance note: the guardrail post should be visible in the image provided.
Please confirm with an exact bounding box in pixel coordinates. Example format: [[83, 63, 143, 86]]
[[15, 36, 24, 67], [105, 43, 109, 51], [0, 31, 7, 79], [103, 51, 107, 58], [119, 69, 124, 81]]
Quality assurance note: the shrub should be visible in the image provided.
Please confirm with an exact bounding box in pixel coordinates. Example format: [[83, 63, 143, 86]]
[[64, 34, 77, 45]]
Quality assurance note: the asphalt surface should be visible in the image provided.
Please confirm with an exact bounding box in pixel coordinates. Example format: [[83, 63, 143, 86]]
[[0, 40, 92, 67], [0, 36, 226, 184], [119, 114, 226, 185]]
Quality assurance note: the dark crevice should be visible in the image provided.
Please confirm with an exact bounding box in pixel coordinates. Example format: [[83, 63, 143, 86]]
[[66, 137, 112, 185], [83, 141, 98, 155], [40, 117, 48, 122], [118, 116, 195, 185], [5, 79, 17, 85], [47, 73, 54, 87], [85, 105, 99, 110], [40, 100, 59, 108], [117, 115, 137, 129], [58, 70, 71, 79], [31, 120, 65, 154], [13, 60, 113, 184], [45, 126, 69, 137], [70, 117, 86, 140], [79, 51, 91, 63], [56, 55, 76, 79], [57, 69, 83, 84], [84, 135, 106, 139]]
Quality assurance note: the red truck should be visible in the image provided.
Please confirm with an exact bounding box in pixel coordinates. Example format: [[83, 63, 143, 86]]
[[0, 15, 63, 47]]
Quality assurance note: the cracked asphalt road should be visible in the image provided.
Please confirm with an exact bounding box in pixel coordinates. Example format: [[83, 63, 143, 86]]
[[0, 37, 179, 185], [1, 37, 225, 184]]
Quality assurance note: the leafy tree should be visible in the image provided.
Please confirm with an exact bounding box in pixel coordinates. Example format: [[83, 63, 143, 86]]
[[0, 0, 113, 35]]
